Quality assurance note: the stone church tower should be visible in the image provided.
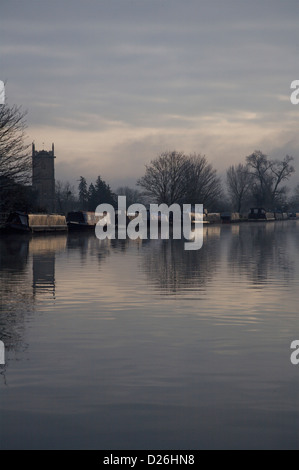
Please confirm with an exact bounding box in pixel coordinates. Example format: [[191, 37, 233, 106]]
[[32, 143, 56, 213]]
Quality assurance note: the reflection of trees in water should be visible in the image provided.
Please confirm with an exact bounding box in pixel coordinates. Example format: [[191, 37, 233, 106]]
[[67, 232, 112, 265], [67, 232, 132, 266], [141, 226, 221, 293], [67, 232, 94, 262], [228, 222, 294, 285], [0, 234, 29, 271], [0, 236, 32, 369], [288, 220, 299, 254], [110, 238, 131, 253], [0, 235, 67, 376]]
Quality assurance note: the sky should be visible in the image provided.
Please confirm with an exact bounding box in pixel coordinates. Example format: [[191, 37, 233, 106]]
[[1, 0, 299, 191]]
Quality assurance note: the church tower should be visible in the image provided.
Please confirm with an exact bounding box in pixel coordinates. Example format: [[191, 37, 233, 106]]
[[32, 143, 56, 213]]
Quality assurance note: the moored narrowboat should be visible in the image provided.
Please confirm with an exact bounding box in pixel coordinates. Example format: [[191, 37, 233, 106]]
[[220, 212, 241, 224], [5, 212, 68, 233], [248, 208, 275, 221], [66, 211, 101, 231]]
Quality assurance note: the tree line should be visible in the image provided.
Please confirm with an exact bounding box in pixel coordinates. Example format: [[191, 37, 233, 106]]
[[227, 151, 295, 213], [0, 101, 298, 214], [55, 177, 144, 214], [55, 150, 298, 215]]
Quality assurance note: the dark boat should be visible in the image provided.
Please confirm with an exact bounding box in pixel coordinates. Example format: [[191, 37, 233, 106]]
[[5, 211, 68, 233], [248, 208, 275, 221], [220, 212, 241, 224], [274, 212, 288, 220], [66, 211, 100, 231]]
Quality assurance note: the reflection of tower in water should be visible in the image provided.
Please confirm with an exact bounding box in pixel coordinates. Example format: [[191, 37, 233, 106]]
[[30, 236, 67, 299], [32, 253, 55, 298]]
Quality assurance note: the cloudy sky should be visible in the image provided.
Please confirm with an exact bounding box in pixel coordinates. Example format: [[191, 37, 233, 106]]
[[1, 0, 299, 190]]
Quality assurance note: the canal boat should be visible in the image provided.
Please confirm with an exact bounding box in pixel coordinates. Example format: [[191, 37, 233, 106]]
[[5, 212, 68, 233], [274, 212, 288, 220], [220, 212, 241, 224], [66, 211, 101, 231], [248, 208, 275, 221]]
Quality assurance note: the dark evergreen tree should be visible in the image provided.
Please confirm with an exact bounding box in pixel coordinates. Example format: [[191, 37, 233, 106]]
[[94, 175, 116, 206], [78, 176, 88, 210], [86, 176, 116, 210], [87, 183, 97, 210]]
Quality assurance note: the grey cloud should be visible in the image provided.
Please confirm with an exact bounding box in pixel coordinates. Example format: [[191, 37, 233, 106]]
[[1, 0, 299, 187]]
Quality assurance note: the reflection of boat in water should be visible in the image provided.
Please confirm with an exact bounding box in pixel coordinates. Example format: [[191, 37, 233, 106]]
[[66, 211, 101, 231], [5, 212, 68, 233], [29, 234, 67, 254]]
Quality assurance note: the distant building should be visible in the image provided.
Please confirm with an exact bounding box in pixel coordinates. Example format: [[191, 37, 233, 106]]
[[32, 143, 56, 213]]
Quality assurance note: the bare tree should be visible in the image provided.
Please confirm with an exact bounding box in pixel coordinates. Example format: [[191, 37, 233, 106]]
[[269, 155, 295, 208], [288, 183, 299, 211], [137, 151, 222, 209], [116, 186, 144, 207], [55, 180, 77, 214], [0, 104, 31, 189], [246, 150, 295, 209], [226, 163, 252, 212], [137, 151, 190, 204], [185, 153, 223, 210]]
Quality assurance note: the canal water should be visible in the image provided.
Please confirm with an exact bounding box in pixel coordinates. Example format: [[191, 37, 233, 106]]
[[0, 221, 298, 449]]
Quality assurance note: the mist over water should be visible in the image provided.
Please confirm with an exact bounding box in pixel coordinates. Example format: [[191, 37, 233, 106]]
[[0, 221, 299, 449]]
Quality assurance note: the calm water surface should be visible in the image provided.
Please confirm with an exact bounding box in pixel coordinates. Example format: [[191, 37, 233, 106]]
[[0, 222, 299, 449]]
